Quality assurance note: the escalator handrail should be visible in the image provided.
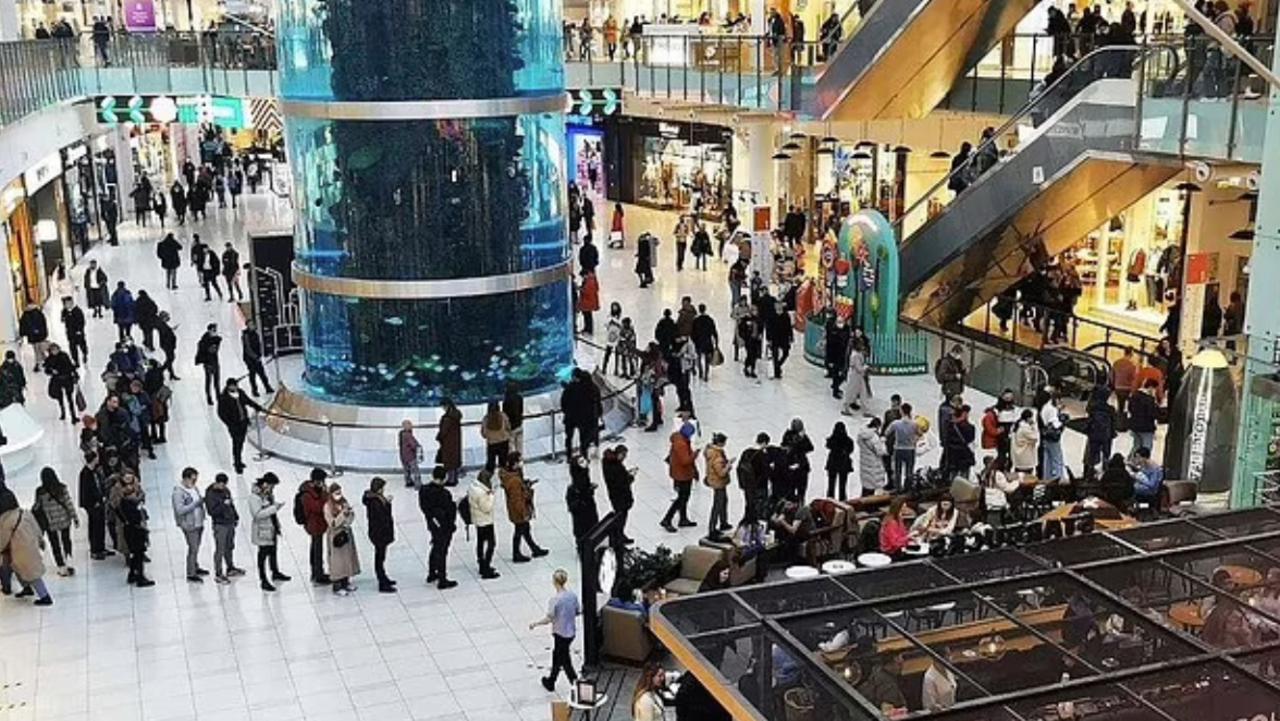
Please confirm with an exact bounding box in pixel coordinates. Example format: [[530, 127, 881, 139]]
[[893, 43, 1180, 247]]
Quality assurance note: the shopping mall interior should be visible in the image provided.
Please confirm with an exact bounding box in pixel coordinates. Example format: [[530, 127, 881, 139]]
[[2, 0, 1280, 720]]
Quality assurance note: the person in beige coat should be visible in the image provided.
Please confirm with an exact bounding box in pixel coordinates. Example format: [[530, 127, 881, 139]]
[[324, 483, 361, 596], [0, 503, 53, 605], [704, 433, 733, 539]]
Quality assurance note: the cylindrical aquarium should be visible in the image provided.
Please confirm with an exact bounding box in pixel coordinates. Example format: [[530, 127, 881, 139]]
[[276, 0, 571, 406]]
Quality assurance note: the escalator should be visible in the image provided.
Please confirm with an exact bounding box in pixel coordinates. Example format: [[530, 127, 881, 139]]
[[896, 45, 1183, 331], [806, 0, 1039, 119]]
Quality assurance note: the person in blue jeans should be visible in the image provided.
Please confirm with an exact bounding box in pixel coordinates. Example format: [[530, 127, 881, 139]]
[[1127, 380, 1160, 461], [530, 569, 582, 691], [886, 403, 919, 491]]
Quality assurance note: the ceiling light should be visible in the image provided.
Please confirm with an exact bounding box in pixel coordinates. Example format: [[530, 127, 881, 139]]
[[893, 145, 911, 154], [816, 146, 834, 156], [929, 150, 951, 159], [1229, 227, 1255, 241], [820, 135, 839, 145], [850, 151, 871, 161], [855, 140, 875, 149], [772, 152, 792, 161], [781, 141, 802, 152]]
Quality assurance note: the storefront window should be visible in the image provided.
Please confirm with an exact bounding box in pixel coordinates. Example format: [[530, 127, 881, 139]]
[[633, 134, 731, 218]]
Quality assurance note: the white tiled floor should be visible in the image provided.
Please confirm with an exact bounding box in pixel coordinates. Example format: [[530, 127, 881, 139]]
[[0, 191, 1154, 721]]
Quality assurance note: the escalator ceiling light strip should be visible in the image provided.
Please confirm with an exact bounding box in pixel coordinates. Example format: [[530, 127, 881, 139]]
[[816, 146, 835, 156]]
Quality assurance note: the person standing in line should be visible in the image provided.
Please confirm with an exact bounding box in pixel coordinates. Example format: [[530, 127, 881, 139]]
[[134, 289, 158, 352], [1011, 409, 1041, 478], [61, 297, 89, 367], [468, 469, 501, 580], [480, 400, 512, 472], [196, 323, 222, 406], [824, 422, 855, 501], [78, 451, 113, 560], [155, 312, 179, 381], [703, 433, 732, 540], [503, 381, 525, 457], [500, 452, 549, 562], [419, 466, 459, 589], [204, 472, 245, 584], [886, 403, 920, 492], [565, 454, 600, 546], [117, 473, 154, 587], [216, 378, 262, 475], [595, 445, 632, 543], [398, 420, 423, 488], [577, 269, 600, 335], [324, 482, 361, 595], [660, 422, 699, 533], [241, 320, 275, 396], [298, 468, 331, 585], [248, 473, 290, 591], [110, 281, 135, 342], [84, 260, 109, 318], [362, 476, 397, 593], [436, 399, 463, 486], [18, 303, 50, 372], [530, 569, 582, 692], [171, 466, 208, 583], [221, 243, 243, 302], [33, 468, 79, 577]]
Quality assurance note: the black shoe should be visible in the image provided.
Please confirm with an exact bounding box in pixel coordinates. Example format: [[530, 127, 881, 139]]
[[187, 575, 204, 583], [513, 554, 531, 564], [437, 579, 458, 590], [272, 572, 291, 582], [260, 581, 277, 592], [531, 547, 549, 558], [91, 552, 106, 560], [426, 572, 439, 583], [541, 677, 555, 692], [196, 568, 210, 576], [33, 596, 53, 606], [661, 522, 677, 533], [15, 587, 34, 598], [718, 524, 733, 532], [135, 578, 156, 588], [378, 583, 397, 593], [480, 569, 501, 580], [678, 520, 698, 528], [312, 575, 331, 585]]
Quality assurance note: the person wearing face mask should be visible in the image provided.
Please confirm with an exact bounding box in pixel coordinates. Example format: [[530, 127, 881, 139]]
[[324, 482, 361, 595], [195, 323, 222, 406], [216, 379, 264, 475]]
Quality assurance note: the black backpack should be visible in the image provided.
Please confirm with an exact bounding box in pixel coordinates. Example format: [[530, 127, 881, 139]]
[[292, 490, 307, 526], [457, 496, 472, 527]]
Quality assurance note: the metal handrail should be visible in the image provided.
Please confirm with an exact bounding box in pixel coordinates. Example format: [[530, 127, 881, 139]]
[[895, 43, 1180, 248]]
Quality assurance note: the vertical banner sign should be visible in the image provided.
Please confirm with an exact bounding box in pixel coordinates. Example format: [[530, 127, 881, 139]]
[[124, 0, 157, 32]]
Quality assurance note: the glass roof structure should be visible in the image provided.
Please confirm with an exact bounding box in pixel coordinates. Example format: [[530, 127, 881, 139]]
[[650, 506, 1280, 721]]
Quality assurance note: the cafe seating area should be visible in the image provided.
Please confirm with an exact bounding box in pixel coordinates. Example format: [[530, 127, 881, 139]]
[[650, 505, 1280, 721]]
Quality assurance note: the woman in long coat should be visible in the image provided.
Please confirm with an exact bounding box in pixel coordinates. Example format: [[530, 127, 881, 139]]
[[841, 344, 871, 414], [436, 400, 463, 485], [324, 482, 361, 595], [0, 505, 53, 604], [856, 418, 888, 497]]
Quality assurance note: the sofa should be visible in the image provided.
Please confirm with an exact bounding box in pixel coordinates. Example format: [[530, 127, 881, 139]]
[[601, 604, 654, 663], [662, 545, 728, 596]]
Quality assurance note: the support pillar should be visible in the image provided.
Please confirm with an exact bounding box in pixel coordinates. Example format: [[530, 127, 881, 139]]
[[0, 0, 20, 40]]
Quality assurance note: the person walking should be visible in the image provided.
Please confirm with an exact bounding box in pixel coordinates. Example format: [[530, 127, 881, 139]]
[[324, 482, 361, 595], [660, 422, 699, 532], [674, 215, 691, 271], [467, 470, 501, 579], [1083, 385, 1118, 471], [33, 468, 79, 576], [0, 350, 25, 405], [362, 477, 397, 592], [18, 303, 50, 372], [110, 281, 135, 342], [60, 297, 89, 367], [566, 454, 600, 546], [419, 466, 459, 589], [298, 468, 331, 585], [196, 323, 222, 406], [1127, 379, 1159, 458], [766, 303, 793, 379], [500, 452, 548, 562], [153, 191, 168, 228], [738, 307, 762, 380], [84, 260, 109, 318], [216, 379, 262, 475], [691, 304, 719, 380], [156, 312, 179, 381], [44, 343, 79, 423], [172, 467, 208, 583], [841, 340, 871, 414], [170, 182, 187, 225], [0, 499, 55, 606], [703, 433, 732, 539], [530, 569, 582, 692], [134, 290, 158, 352], [436, 399, 463, 486], [635, 232, 654, 287], [398, 420, 423, 488], [205, 472, 245, 584], [248, 472, 290, 591], [200, 243, 223, 301], [480, 400, 511, 471], [241, 321, 275, 396], [221, 243, 243, 302], [601, 445, 635, 544]]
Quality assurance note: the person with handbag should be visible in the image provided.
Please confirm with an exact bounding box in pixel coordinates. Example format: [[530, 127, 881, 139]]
[[44, 343, 79, 424], [0, 498, 54, 606], [361, 477, 396, 593], [116, 473, 154, 587], [249, 473, 290, 592], [324, 482, 361, 595], [33, 467, 79, 577]]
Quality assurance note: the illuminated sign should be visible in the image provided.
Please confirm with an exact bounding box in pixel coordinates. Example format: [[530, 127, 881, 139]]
[[95, 95, 252, 130], [568, 88, 621, 118], [23, 151, 63, 193]]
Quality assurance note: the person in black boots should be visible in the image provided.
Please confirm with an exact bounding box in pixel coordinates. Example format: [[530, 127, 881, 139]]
[[297, 468, 331, 585], [419, 466, 458, 589], [601, 445, 635, 544], [134, 289, 158, 352], [157, 232, 183, 289], [18, 302, 49, 372], [499, 453, 548, 562], [78, 450, 113, 560], [155, 312, 179, 381], [44, 343, 79, 424], [766, 301, 793, 379], [195, 323, 222, 405], [216, 378, 262, 475], [61, 297, 88, 367], [467, 470, 500, 580], [248, 473, 290, 592], [362, 476, 397, 593], [241, 320, 275, 396], [117, 473, 154, 587]]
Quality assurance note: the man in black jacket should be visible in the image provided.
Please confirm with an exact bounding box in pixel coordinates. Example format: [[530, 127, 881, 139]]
[[78, 450, 113, 559], [1127, 379, 1160, 460], [45, 344, 79, 423], [18, 303, 49, 371], [419, 467, 458, 590], [766, 304, 793, 379], [216, 379, 263, 475], [737, 433, 772, 523], [156, 312, 180, 380], [241, 321, 275, 396], [196, 323, 222, 405], [134, 290, 159, 351], [61, 297, 88, 366], [157, 233, 183, 289], [560, 369, 601, 460]]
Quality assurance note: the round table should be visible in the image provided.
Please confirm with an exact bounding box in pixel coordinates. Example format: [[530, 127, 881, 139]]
[[786, 565, 821, 580], [822, 560, 857, 576], [1219, 565, 1264, 588], [1168, 602, 1206, 629], [568, 690, 610, 721], [857, 552, 893, 568]]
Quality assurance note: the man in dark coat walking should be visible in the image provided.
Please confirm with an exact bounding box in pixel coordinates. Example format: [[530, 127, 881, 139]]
[[216, 378, 262, 475]]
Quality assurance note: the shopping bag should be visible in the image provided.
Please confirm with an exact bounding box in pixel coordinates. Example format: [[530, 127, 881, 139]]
[[74, 385, 87, 413], [711, 348, 725, 367]]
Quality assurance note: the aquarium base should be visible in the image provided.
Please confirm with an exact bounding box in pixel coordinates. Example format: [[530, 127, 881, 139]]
[[249, 377, 634, 474]]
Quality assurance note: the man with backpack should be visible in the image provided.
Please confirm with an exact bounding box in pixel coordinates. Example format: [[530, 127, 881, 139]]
[[295, 468, 330, 585], [737, 433, 771, 522], [419, 466, 459, 590]]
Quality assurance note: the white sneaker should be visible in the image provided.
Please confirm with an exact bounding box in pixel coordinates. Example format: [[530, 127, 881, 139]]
[[334, 587, 350, 597]]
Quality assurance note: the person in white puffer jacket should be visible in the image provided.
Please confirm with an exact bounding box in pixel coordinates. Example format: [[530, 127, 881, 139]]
[[467, 470, 499, 580]]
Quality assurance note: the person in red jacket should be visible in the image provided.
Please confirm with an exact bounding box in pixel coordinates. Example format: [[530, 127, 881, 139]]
[[878, 496, 914, 557], [578, 270, 600, 334], [660, 423, 699, 533], [980, 407, 1001, 453], [299, 468, 331, 584]]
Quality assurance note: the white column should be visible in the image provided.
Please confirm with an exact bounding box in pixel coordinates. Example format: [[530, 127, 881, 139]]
[[731, 121, 774, 207], [749, 0, 765, 34], [0, 0, 21, 40]]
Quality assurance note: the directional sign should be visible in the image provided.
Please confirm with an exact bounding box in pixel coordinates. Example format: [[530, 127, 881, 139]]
[[568, 88, 622, 118]]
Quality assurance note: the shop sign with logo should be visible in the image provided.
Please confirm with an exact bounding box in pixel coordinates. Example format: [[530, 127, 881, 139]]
[[123, 0, 157, 32], [23, 151, 63, 194]]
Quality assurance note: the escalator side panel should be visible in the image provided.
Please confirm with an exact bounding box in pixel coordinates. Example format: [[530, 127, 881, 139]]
[[819, 0, 1038, 120]]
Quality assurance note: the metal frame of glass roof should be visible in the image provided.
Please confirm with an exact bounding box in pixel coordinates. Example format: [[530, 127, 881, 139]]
[[651, 506, 1280, 721]]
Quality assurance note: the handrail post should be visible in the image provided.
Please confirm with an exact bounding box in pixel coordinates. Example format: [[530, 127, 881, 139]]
[[1133, 46, 1148, 152], [550, 411, 559, 461], [326, 419, 340, 476], [1226, 51, 1243, 158], [253, 409, 269, 461]]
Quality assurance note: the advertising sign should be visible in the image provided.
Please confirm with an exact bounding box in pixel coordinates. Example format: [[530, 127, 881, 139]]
[[123, 0, 157, 32]]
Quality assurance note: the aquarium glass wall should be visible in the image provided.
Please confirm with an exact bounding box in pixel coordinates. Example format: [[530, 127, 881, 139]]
[[276, 0, 564, 101]]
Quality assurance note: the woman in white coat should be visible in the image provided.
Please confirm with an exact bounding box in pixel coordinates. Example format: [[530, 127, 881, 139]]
[[248, 473, 290, 592], [856, 418, 889, 497], [1011, 409, 1040, 476], [841, 345, 871, 415]]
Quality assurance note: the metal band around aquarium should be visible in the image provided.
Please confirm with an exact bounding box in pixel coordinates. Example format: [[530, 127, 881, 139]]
[[291, 262, 571, 300], [280, 93, 566, 121]]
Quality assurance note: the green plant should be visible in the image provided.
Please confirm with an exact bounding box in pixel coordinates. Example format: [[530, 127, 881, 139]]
[[612, 544, 681, 601]]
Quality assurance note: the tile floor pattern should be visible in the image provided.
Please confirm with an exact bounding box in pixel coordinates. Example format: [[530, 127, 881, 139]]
[[0, 192, 1154, 721]]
